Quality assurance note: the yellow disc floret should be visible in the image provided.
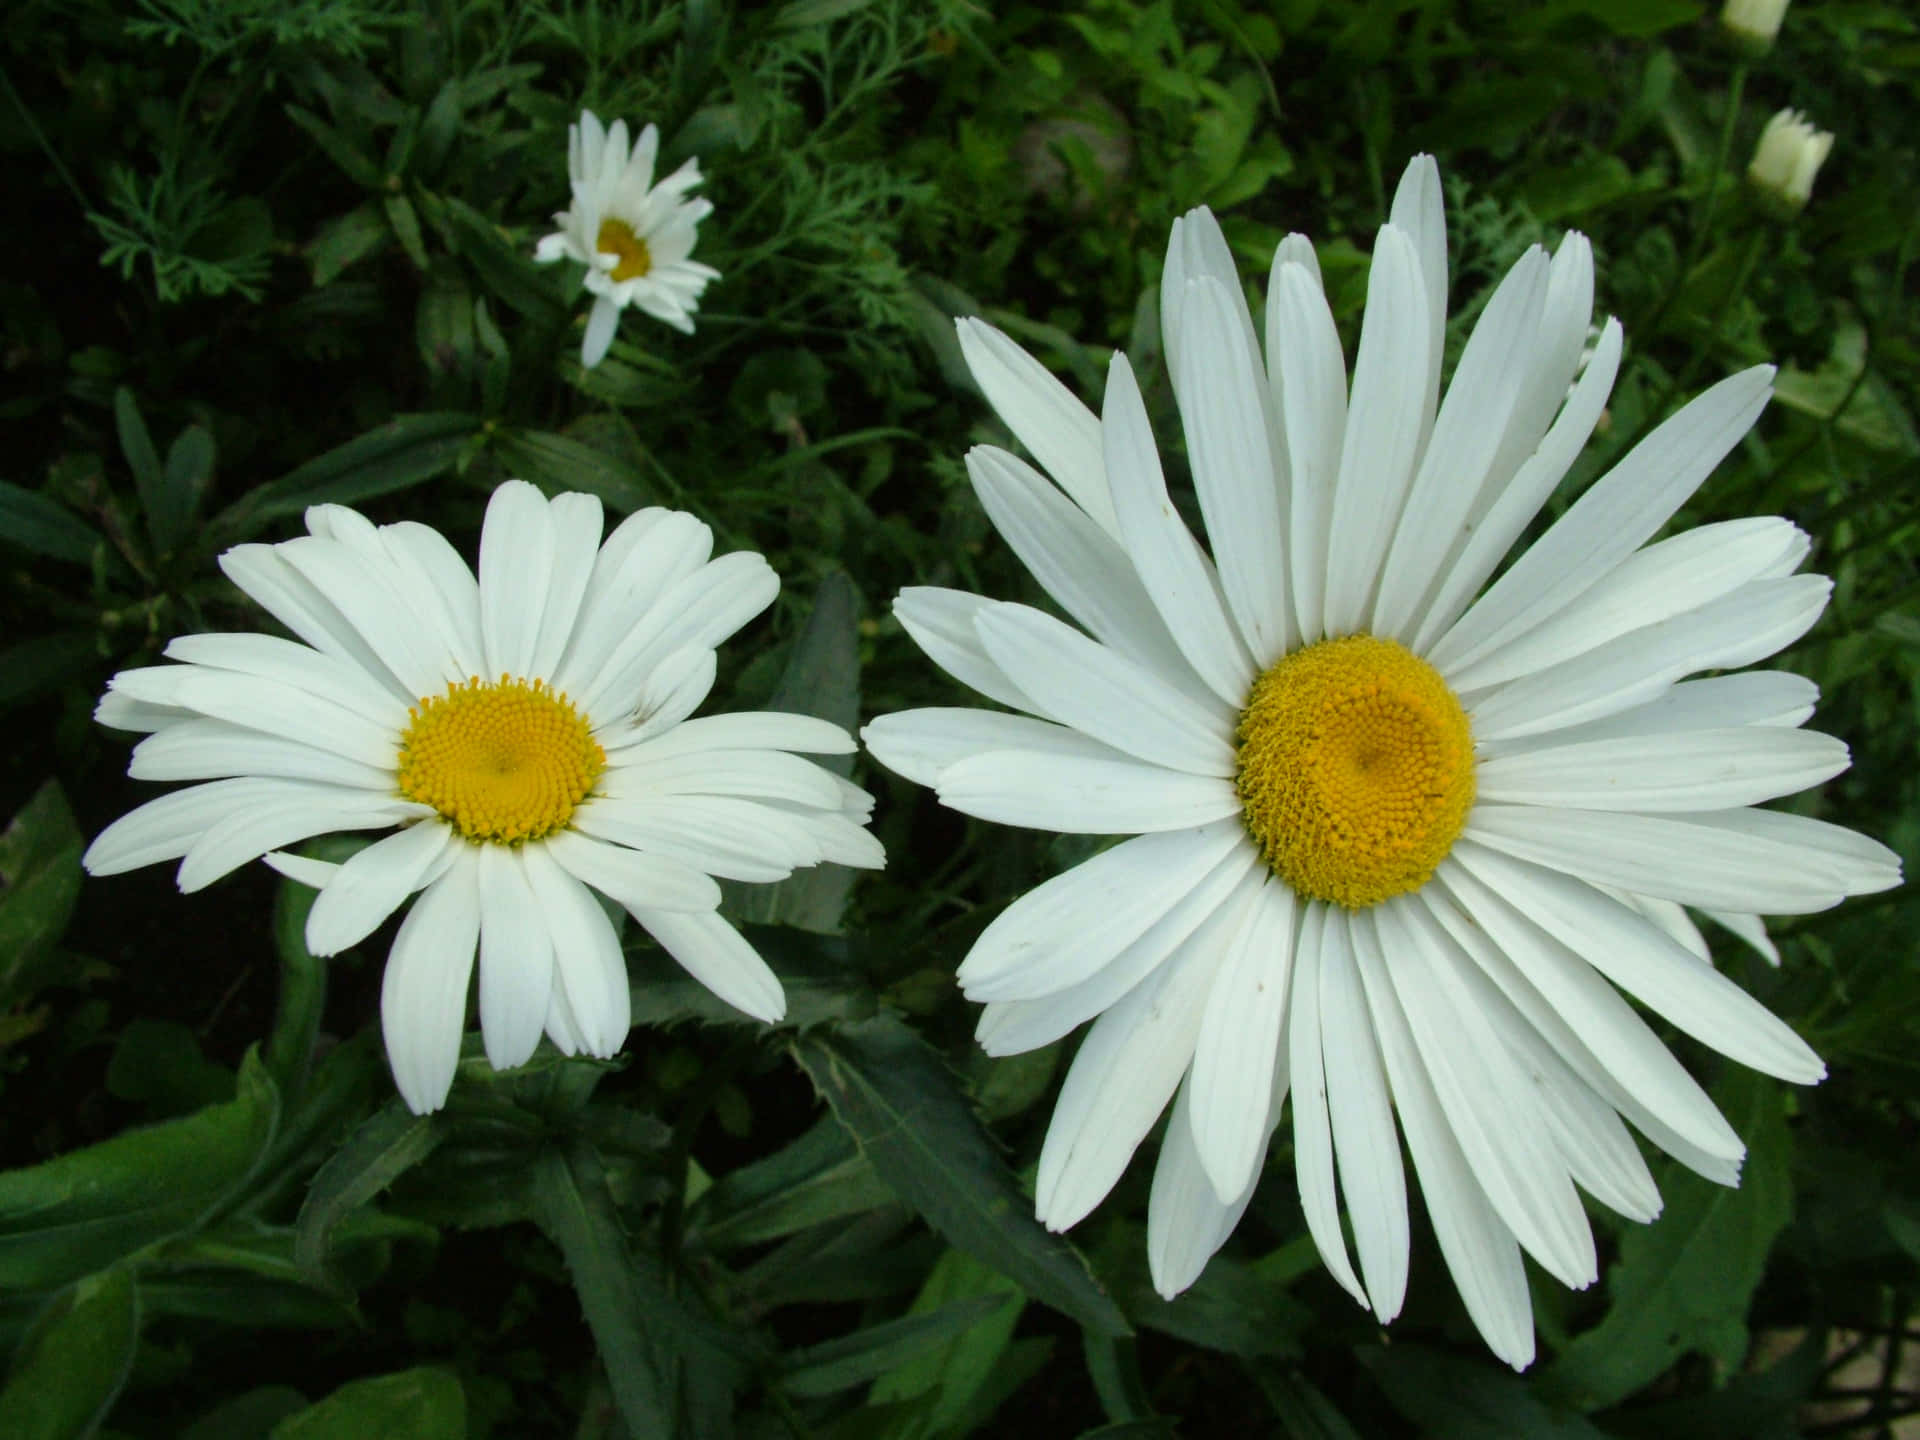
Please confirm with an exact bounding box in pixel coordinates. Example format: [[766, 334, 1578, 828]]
[[596, 218, 653, 282], [397, 675, 605, 845], [1235, 635, 1475, 909]]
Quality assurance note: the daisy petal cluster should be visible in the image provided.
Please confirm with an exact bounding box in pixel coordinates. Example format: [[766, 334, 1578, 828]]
[[535, 109, 721, 367], [85, 480, 882, 1114], [864, 155, 1900, 1368]]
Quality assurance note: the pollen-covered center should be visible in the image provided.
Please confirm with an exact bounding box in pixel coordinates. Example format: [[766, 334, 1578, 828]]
[[1235, 635, 1475, 909], [595, 218, 653, 282], [397, 676, 605, 845]]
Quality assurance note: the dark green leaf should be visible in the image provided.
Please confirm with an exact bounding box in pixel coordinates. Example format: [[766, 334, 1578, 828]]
[[629, 925, 878, 1031], [0, 1051, 279, 1288], [530, 1141, 750, 1438], [782, 1296, 1008, 1398], [180, 1387, 310, 1440], [1360, 1344, 1611, 1439], [295, 1103, 444, 1279], [0, 1267, 140, 1440], [0, 780, 84, 1010], [268, 1368, 465, 1440], [265, 863, 329, 1101], [1247, 1363, 1365, 1440], [698, 1116, 894, 1248], [285, 107, 384, 189], [211, 413, 481, 540], [1542, 1067, 1793, 1411], [308, 203, 392, 286], [106, 1018, 234, 1117], [491, 428, 652, 513], [0, 634, 98, 712], [792, 1014, 1129, 1337], [869, 1247, 1024, 1425], [385, 194, 431, 271], [438, 194, 566, 323], [0, 481, 106, 566], [1596, 1327, 1824, 1439], [113, 388, 164, 549]]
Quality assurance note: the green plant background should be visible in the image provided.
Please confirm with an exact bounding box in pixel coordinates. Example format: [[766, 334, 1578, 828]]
[[1, 0, 1917, 1434]]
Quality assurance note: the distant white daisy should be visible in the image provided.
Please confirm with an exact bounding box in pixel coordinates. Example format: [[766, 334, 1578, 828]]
[[535, 109, 721, 367], [85, 480, 881, 1114], [864, 156, 1900, 1369]]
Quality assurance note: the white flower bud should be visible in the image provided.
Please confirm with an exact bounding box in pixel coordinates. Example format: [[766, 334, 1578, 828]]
[[1747, 108, 1833, 216], [1721, 0, 1789, 52]]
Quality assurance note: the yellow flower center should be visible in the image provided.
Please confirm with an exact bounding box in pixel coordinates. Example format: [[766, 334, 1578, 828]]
[[595, 218, 653, 282], [1235, 635, 1474, 909], [396, 676, 605, 845]]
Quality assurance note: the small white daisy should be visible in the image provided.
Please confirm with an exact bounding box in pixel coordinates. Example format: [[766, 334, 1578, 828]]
[[85, 480, 881, 1114], [864, 156, 1901, 1368], [535, 109, 721, 367]]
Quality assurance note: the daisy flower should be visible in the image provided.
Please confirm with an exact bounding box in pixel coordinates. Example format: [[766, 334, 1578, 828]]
[[863, 156, 1900, 1368], [84, 480, 881, 1114], [535, 109, 721, 367]]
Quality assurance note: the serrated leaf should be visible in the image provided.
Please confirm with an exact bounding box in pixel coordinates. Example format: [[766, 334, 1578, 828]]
[[1361, 1345, 1611, 1439], [0, 780, 84, 1010], [295, 1103, 445, 1279], [1542, 1066, 1793, 1411], [792, 1015, 1129, 1337], [0, 1267, 140, 1440], [268, 1368, 464, 1440], [0, 481, 106, 566], [782, 1296, 1008, 1398], [0, 1052, 279, 1288], [699, 1116, 894, 1249], [211, 412, 481, 540]]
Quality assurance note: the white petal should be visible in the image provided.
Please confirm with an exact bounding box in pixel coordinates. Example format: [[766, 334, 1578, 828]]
[[1448, 517, 1807, 693], [378, 520, 485, 680], [163, 632, 409, 729], [85, 778, 294, 875], [526, 493, 605, 679], [1475, 671, 1819, 759], [108, 666, 399, 771], [1034, 905, 1232, 1231], [892, 587, 1039, 714], [620, 710, 856, 761], [1370, 901, 1596, 1289], [380, 858, 481, 1115], [975, 841, 1256, 1056], [957, 819, 1246, 1002], [1676, 807, 1902, 894], [1411, 319, 1623, 654], [1162, 207, 1264, 413], [954, 318, 1118, 538], [634, 907, 785, 1022], [582, 293, 621, 368], [1388, 154, 1448, 451], [1323, 226, 1430, 639], [276, 536, 451, 700], [1148, 1067, 1275, 1298], [1351, 912, 1537, 1371], [1174, 276, 1293, 664], [1266, 258, 1347, 646], [1475, 727, 1850, 811], [1466, 802, 1856, 916], [543, 828, 722, 912], [1467, 576, 1831, 742], [1286, 904, 1368, 1308], [603, 746, 845, 811], [177, 790, 422, 893], [1451, 840, 1826, 1082], [620, 645, 716, 744], [1371, 248, 1549, 642], [1190, 878, 1295, 1200], [1102, 352, 1254, 705], [1432, 365, 1774, 675], [306, 820, 455, 955], [522, 843, 629, 1057], [1319, 908, 1409, 1321], [938, 750, 1241, 834], [1429, 861, 1747, 1183], [554, 510, 710, 698], [571, 794, 810, 884], [862, 708, 1117, 789], [1480, 232, 1595, 508], [476, 845, 555, 1070], [217, 544, 413, 702], [478, 480, 555, 681], [967, 445, 1207, 699], [262, 851, 340, 889], [974, 603, 1235, 776], [130, 720, 393, 790], [1704, 909, 1781, 965]]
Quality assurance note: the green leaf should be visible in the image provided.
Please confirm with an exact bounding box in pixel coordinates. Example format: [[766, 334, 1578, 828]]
[[163, 425, 215, 540], [295, 1103, 444, 1280], [1360, 1345, 1611, 1439], [308, 203, 391, 286], [782, 1296, 1009, 1397], [105, 1019, 234, 1117], [0, 1052, 279, 1288], [438, 194, 566, 324], [530, 1141, 749, 1438], [869, 1247, 1025, 1431], [629, 925, 878, 1031], [698, 1116, 895, 1249], [1542, 1066, 1793, 1411], [285, 107, 384, 189], [268, 1368, 465, 1440], [1247, 1363, 1365, 1440], [211, 413, 481, 540], [0, 780, 84, 1010], [491, 428, 652, 513], [792, 1014, 1130, 1337], [113, 388, 164, 548], [180, 1387, 310, 1440], [0, 481, 107, 567], [0, 1267, 140, 1440], [265, 862, 329, 1101], [384, 194, 431, 271]]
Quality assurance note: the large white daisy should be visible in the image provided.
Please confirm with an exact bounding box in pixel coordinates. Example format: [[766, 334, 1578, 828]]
[[535, 109, 721, 367], [85, 480, 881, 1114], [864, 155, 1901, 1368]]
